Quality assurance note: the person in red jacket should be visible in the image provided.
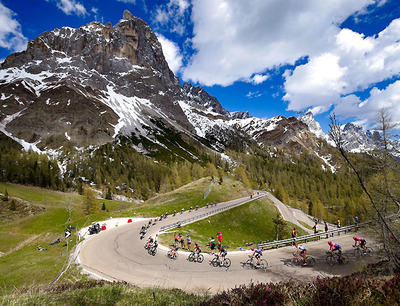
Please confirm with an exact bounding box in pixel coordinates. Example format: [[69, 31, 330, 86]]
[[217, 232, 222, 248]]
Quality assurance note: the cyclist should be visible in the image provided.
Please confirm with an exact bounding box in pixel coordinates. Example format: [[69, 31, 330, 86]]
[[146, 236, 154, 249], [353, 236, 367, 252], [218, 247, 227, 265], [153, 234, 159, 249], [293, 243, 307, 265], [170, 242, 179, 258], [250, 247, 263, 266], [328, 241, 343, 262], [209, 237, 216, 253], [194, 242, 201, 261]]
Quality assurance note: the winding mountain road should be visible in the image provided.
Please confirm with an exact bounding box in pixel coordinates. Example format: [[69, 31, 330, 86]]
[[76, 193, 376, 294]]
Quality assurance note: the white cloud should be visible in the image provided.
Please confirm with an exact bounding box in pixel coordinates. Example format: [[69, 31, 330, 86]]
[[246, 91, 262, 98], [179, 0, 400, 126], [183, 0, 373, 86], [283, 19, 400, 124], [153, 0, 190, 36], [157, 34, 183, 74], [283, 53, 348, 110], [0, 3, 27, 52], [251, 74, 269, 85], [116, 0, 136, 3], [47, 0, 88, 16]]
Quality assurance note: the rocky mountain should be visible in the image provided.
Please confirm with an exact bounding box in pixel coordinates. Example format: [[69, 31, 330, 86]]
[[340, 123, 377, 153], [298, 111, 327, 141], [0, 10, 367, 168]]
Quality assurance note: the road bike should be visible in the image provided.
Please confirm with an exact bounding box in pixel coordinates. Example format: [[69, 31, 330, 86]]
[[166, 249, 179, 260], [353, 245, 373, 259], [187, 251, 204, 263], [148, 244, 157, 256], [210, 254, 231, 268], [291, 254, 315, 267], [241, 256, 268, 271], [326, 252, 349, 265]]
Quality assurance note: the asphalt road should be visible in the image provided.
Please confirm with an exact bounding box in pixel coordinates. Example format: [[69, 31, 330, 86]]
[[76, 194, 378, 294]]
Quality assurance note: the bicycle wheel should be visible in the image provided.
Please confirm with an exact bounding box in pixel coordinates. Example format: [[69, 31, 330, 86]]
[[291, 257, 300, 267], [197, 254, 204, 263], [341, 254, 349, 264], [210, 258, 219, 267], [306, 256, 315, 267], [365, 247, 373, 256], [188, 253, 194, 262], [173, 252, 179, 260], [224, 258, 231, 268], [257, 259, 268, 271], [243, 259, 253, 269], [151, 247, 157, 256], [354, 248, 362, 259], [326, 254, 336, 266]]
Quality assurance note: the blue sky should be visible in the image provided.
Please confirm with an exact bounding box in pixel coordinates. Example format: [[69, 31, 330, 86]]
[[1, 0, 400, 133]]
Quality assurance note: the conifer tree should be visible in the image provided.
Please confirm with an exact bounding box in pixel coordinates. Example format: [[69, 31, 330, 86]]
[[83, 188, 97, 215]]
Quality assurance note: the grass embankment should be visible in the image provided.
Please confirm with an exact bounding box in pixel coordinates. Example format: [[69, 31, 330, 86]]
[[159, 198, 308, 251], [2, 274, 400, 305], [0, 178, 250, 295], [128, 177, 251, 217], [0, 280, 206, 305], [0, 182, 136, 295]]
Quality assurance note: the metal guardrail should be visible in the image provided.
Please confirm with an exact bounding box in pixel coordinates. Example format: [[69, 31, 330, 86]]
[[257, 221, 374, 249], [160, 193, 265, 232]]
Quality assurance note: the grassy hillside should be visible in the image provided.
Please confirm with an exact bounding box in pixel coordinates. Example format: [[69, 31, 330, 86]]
[[0, 178, 251, 295], [160, 198, 308, 251], [0, 182, 136, 295], [0, 280, 206, 305], [128, 177, 251, 217]]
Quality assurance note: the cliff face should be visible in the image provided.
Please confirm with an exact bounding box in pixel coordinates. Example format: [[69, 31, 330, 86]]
[[0, 10, 194, 149], [0, 10, 341, 162]]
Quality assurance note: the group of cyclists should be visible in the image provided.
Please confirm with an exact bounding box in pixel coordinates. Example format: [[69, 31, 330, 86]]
[[144, 228, 368, 268], [292, 236, 368, 265]]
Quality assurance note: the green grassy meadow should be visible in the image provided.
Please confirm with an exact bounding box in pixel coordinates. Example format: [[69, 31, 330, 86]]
[[159, 198, 308, 251], [0, 177, 303, 297], [127, 177, 251, 217]]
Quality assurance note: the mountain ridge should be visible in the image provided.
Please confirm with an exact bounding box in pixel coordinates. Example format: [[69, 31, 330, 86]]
[[0, 10, 377, 162]]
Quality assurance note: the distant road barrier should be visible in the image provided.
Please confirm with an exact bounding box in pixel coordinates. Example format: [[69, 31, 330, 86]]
[[160, 192, 265, 232], [257, 221, 374, 249]]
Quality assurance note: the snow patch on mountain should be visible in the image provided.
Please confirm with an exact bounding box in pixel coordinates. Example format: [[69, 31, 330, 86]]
[[298, 111, 327, 140]]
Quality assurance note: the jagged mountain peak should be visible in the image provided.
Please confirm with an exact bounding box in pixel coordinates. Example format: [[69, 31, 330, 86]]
[[298, 110, 327, 140], [0, 10, 377, 165]]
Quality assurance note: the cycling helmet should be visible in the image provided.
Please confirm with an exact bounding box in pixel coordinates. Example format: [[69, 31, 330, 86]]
[[353, 236, 357, 240], [328, 241, 332, 245], [250, 247, 254, 251]]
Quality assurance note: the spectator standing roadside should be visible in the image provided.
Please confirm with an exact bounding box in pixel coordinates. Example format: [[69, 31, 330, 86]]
[[354, 216, 359, 232], [217, 232, 222, 248], [291, 227, 297, 245], [313, 222, 319, 240], [324, 221, 329, 238], [179, 233, 185, 248], [186, 234, 192, 251], [209, 237, 216, 253]]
